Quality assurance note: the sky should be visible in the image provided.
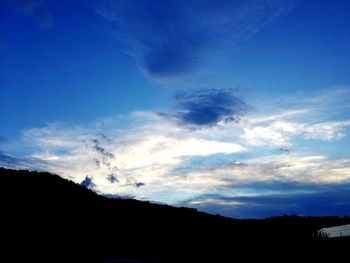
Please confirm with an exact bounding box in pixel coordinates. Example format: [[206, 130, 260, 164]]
[[1, 0, 350, 218]]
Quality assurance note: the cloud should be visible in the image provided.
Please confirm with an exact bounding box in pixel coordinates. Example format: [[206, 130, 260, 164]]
[[184, 184, 350, 218], [182, 154, 350, 186], [188, 198, 244, 207], [0, 152, 50, 171], [236, 87, 350, 147], [90, 138, 115, 159], [276, 86, 350, 111], [81, 176, 95, 189], [240, 109, 350, 147], [270, 147, 290, 155], [170, 89, 249, 126], [97, 0, 297, 79], [15, 113, 245, 200], [0, 152, 28, 168], [107, 174, 118, 184], [2, 87, 350, 214], [135, 182, 145, 188], [5, 107, 349, 204], [124, 178, 145, 188]]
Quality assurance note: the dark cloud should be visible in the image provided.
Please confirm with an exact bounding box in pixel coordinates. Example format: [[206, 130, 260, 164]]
[[271, 148, 291, 155], [99, 132, 113, 144], [98, 0, 202, 78], [172, 89, 249, 126], [135, 182, 145, 188], [91, 138, 115, 159], [98, 0, 297, 79], [83, 136, 120, 182], [184, 183, 350, 218], [88, 138, 117, 171], [81, 176, 95, 189], [94, 158, 101, 168], [107, 174, 118, 183], [123, 178, 145, 188], [104, 193, 135, 199]]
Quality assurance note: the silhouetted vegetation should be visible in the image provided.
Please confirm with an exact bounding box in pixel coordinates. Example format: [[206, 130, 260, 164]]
[[1, 168, 349, 262]]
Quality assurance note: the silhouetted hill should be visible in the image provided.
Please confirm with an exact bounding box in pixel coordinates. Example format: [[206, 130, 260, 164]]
[[1, 168, 349, 262]]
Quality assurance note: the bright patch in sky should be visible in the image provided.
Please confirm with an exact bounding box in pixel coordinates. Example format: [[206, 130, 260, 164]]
[[1, 0, 350, 218]]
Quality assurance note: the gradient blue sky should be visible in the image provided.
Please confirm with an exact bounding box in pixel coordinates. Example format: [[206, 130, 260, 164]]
[[1, 0, 350, 218]]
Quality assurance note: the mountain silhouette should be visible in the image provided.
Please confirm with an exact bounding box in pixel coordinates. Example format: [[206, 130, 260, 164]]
[[1, 167, 349, 262]]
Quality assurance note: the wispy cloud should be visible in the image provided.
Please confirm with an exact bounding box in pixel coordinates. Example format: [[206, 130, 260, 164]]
[[241, 112, 350, 146], [188, 198, 244, 207], [239, 87, 350, 146], [184, 185, 350, 218], [0, 152, 51, 171], [97, 0, 297, 80], [276, 86, 350, 110], [183, 154, 350, 186]]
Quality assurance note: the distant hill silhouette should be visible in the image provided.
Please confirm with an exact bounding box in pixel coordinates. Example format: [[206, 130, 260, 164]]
[[1, 167, 349, 262]]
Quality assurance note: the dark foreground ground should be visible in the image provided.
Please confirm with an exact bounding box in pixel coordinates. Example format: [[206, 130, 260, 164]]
[[1, 167, 349, 262]]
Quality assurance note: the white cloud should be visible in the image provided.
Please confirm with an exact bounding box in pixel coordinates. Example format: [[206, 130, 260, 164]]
[[239, 111, 350, 147], [16, 112, 246, 202], [7, 108, 348, 204], [2, 87, 350, 205], [191, 154, 350, 186], [188, 198, 244, 206], [302, 120, 350, 140]]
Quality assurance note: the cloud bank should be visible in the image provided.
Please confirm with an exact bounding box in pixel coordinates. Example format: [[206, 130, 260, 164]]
[[2, 88, 350, 214]]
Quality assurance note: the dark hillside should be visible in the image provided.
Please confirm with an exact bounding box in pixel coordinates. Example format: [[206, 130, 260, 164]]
[[1, 168, 349, 262]]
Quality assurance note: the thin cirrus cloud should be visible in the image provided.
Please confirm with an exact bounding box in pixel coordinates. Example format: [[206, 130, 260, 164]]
[[97, 0, 298, 80], [0, 151, 53, 172]]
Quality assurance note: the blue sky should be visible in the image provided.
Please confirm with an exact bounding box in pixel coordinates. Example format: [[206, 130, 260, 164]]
[[1, 0, 350, 218]]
